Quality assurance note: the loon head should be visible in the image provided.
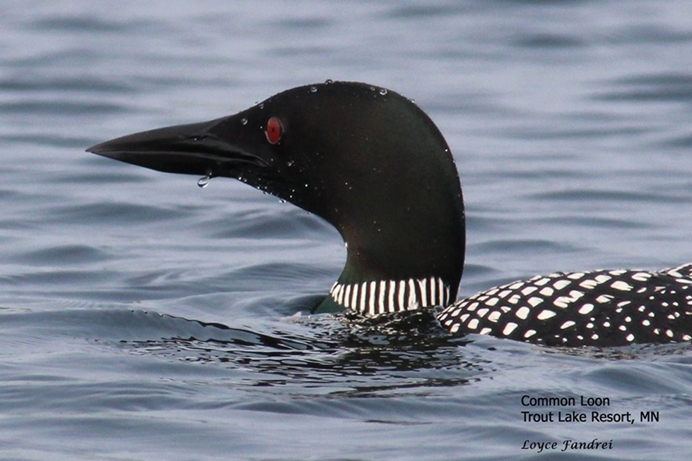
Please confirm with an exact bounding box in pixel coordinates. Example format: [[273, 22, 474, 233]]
[[88, 81, 465, 314]]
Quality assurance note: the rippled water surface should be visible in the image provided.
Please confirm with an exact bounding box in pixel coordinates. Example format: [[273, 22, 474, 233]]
[[2, 1, 692, 460]]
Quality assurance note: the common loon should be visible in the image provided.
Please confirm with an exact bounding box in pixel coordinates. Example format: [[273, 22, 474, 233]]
[[88, 81, 692, 347]]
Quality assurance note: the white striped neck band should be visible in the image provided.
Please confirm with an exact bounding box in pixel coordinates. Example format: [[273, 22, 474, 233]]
[[329, 277, 451, 317]]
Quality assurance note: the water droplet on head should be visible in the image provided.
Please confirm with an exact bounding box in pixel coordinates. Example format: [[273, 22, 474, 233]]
[[324, 79, 333, 84], [197, 173, 211, 188], [259, 103, 264, 109], [310, 86, 318, 93], [241, 118, 248, 125], [379, 88, 387, 95]]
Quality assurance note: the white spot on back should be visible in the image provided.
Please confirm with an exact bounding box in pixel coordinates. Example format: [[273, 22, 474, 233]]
[[632, 272, 652, 282], [578, 304, 594, 315], [560, 320, 576, 329], [553, 280, 571, 290], [515, 307, 530, 320], [528, 297, 543, 307], [502, 322, 518, 336], [554, 298, 569, 309], [580, 279, 597, 290], [537, 310, 556, 320], [611, 280, 633, 291], [539, 287, 554, 296], [487, 311, 501, 323]]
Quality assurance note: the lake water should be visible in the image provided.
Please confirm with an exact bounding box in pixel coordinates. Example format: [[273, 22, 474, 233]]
[[2, 1, 692, 460]]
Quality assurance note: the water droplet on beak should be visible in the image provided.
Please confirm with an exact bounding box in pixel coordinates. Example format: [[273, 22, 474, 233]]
[[197, 173, 212, 188]]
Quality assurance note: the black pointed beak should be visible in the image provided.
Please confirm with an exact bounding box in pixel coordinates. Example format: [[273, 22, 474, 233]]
[[87, 116, 269, 178]]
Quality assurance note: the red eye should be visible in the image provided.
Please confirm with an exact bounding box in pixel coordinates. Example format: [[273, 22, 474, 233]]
[[265, 116, 282, 144]]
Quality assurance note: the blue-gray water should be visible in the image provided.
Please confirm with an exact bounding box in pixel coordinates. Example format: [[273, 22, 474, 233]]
[[2, 1, 692, 460]]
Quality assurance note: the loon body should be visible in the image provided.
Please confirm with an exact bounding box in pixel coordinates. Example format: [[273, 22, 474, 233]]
[[88, 81, 692, 347]]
